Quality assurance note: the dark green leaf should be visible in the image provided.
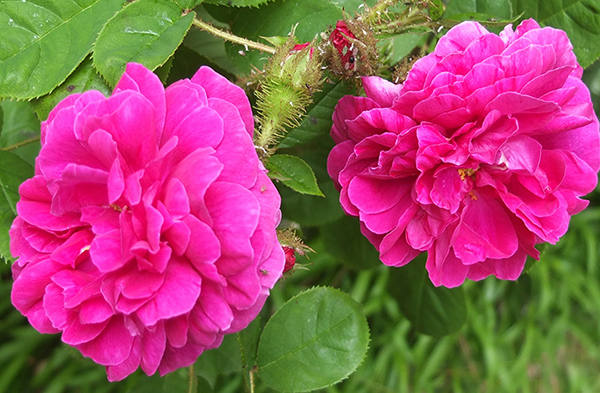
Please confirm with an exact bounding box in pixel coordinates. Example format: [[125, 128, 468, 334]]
[[509, 0, 600, 67], [0, 151, 34, 261], [279, 82, 355, 148], [388, 254, 467, 336], [0, 0, 124, 99], [93, 0, 195, 86], [265, 154, 324, 196], [194, 333, 242, 387], [257, 287, 370, 392], [203, 0, 271, 6], [0, 101, 40, 166], [227, 0, 342, 73], [239, 317, 261, 370], [162, 368, 188, 392], [154, 56, 174, 83], [31, 58, 111, 122], [279, 147, 344, 227], [444, 0, 513, 19], [182, 28, 238, 76], [322, 215, 380, 271], [238, 317, 261, 391], [174, 0, 204, 10]]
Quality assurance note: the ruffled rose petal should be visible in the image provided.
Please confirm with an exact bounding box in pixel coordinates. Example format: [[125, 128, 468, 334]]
[[328, 19, 599, 287], [10, 63, 284, 381]]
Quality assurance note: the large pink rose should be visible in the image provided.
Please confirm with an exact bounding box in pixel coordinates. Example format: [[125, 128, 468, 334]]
[[10, 63, 285, 380], [328, 20, 600, 287]]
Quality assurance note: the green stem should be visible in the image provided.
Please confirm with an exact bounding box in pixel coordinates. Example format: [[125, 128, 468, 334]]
[[192, 18, 276, 54], [364, 0, 401, 24], [0, 136, 40, 151], [188, 364, 197, 393]]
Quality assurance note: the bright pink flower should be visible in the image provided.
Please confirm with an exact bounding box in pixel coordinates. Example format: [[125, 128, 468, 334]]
[[328, 20, 600, 287], [10, 63, 284, 380]]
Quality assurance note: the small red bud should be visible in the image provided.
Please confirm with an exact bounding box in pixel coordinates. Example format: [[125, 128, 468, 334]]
[[283, 246, 296, 273], [329, 21, 357, 71]]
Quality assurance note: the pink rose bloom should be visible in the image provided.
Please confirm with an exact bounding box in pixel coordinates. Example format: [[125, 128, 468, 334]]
[[328, 20, 600, 287], [10, 63, 284, 380]]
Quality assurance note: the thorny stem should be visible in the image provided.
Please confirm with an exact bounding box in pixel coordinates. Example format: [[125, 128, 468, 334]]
[[192, 18, 277, 54], [0, 136, 40, 151]]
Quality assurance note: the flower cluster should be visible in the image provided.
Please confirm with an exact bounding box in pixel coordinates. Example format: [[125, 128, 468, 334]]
[[10, 64, 285, 380], [328, 20, 600, 287]]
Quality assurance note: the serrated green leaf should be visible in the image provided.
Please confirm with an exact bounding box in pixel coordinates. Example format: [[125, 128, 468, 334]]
[[509, 0, 600, 67], [265, 154, 324, 196], [444, 0, 513, 19], [226, 0, 342, 73], [0, 101, 40, 166], [204, 0, 271, 6], [93, 0, 194, 86], [0, 0, 124, 100], [30, 58, 110, 122], [0, 151, 34, 261], [388, 254, 467, 336], [257, 287, 370, 392], [279, 82, 355, 148]]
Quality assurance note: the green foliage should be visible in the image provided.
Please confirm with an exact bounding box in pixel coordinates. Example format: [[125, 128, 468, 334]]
[[224, 0, 342, 73], [266, 154, 324, 196], [173, 0, 204, 10], [444, 0, 513, 20], [93, 0, 194, 86], [257, 287, 370, 392], [388, 255, 468, 337], [194, 334, 242, 387], [279, 82, 355, 148], [0, 151, 33, 261], [31, 58, 111, 121], [204, 0, 272, 6], [427, 0, 445, 20], [0, 101, 40, 165], [0, 0, 123, 99], [321, 215, 380, 271]]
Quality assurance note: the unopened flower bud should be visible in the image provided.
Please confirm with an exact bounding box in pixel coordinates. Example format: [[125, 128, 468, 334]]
[[283, 246, 296, 273], [324, 19, 378, 78]]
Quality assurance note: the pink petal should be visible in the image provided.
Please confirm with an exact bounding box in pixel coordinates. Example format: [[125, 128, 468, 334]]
[[191, 66, 254, 136]]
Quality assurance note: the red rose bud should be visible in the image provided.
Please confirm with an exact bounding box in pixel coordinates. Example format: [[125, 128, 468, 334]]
[[324, 19, 378, 78], [330, 21, 357, 70], [283, 246, 296, 273]]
